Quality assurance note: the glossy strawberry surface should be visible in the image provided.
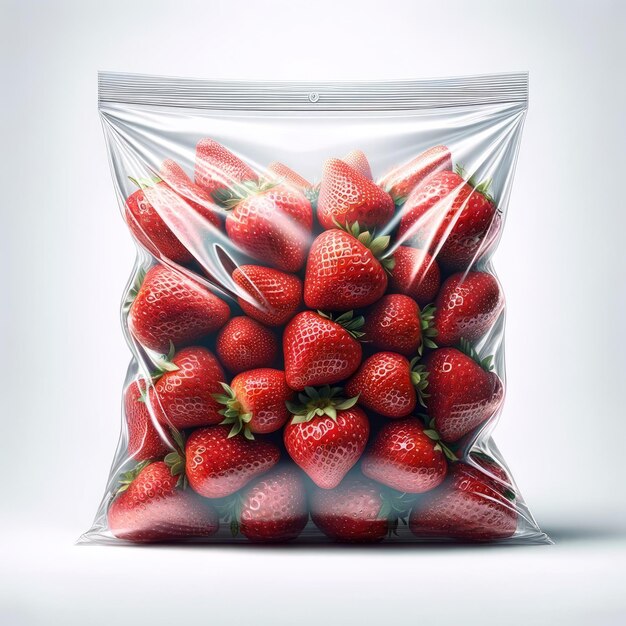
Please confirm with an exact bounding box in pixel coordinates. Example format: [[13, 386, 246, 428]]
[[362, 419, 447, 493], [284, 407, 370, 489], [283, 311, 362, 390], [232, 265, 302, 327], [434, 272, 503, 346], [216, 316, 278, 374], [304, 229, 388, 311], [185, 425, 280, 498], [317, 159, 394, 230], [150, 347, 226, 429], [128, 265, 230, 352], [108, 461, 219, 542]]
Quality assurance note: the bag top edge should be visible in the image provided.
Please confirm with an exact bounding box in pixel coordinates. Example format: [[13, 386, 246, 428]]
[[98, 71, 528, 111]]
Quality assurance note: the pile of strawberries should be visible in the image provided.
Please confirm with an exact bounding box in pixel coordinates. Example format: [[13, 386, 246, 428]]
[[108, 139, 518, 543]]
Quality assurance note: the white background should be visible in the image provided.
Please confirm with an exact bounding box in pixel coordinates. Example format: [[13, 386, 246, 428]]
[[1, 0, 625, 624]]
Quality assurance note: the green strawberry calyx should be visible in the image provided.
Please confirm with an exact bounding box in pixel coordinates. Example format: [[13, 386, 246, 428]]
[[317, 310, 365, 340], [163, 428, 188, 489], [454, 164, 494, 205], [212, 179, 277, 209], [420, 417, 458, 462], [216, 494, 245, 537], [123, 266, 147, 312], [418, 304, 438, 355], [115, 459, 152, 495], [285, 386, 359, 425], [213, 382, 255, 441], [458, 338, 494, 372], [304, 184, 320, 209], [149, 340, 180, 382], [128, 175, 162, 190], [409, 358, 430, 408], [336, 221, 396, 273], [378, 489, 418, 536]]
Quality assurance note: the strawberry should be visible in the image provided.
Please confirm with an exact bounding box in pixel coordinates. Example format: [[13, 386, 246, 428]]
[[184, 425, 280, 498], [223, 468, 309, 542], [149, 345, 226, 429], [379, 144, 452, 203], [317, 159, 394, 230], [388, 246, 441, 306], [433, 271, 503, 346], [342, 149, 372, 180], [128, 265, 230, 353], [425, 339, 503, 442], [125, 178, 194, 264], [346, 352, 429, 419], [159, 158, 222, 227], [214, 369, 293, 437], [232, 264, 302, 327], [216, 316, 278, 374], [409, 459, 517, 541], [283, 311, 364, 390], [363, 295, 437, 356], [266, 162, 312, 191], [304, 224, 394, 311], [194, 138, 258, 197], [284, 386, 369, 489], [124, 379, 170, 461], [361, 418, 449, 493], [107, 460, 219, 542], [311, 476, 412, 542], [219, 182, 312, 272], [397, 167, 498, 271]]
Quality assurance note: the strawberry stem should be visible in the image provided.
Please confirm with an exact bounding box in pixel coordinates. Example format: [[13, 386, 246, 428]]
[[317, 310, 365, 340], [458, 338, 494, 372], [213, 382, 255, 440], [285, 385, 359, 424]]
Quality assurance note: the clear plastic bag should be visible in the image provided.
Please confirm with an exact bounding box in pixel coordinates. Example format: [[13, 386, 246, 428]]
[[81, 72, 549, 544]]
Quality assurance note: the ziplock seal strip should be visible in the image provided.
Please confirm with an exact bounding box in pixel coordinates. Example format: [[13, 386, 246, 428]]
[[98, 72, 528, 111]]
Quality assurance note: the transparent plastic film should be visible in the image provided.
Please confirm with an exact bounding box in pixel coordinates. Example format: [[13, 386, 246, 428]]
[[81, 72, 549, 545]]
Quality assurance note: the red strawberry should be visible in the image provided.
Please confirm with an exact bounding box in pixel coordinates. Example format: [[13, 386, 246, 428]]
[[108, 460, 219, 542], [398, 167, 498, 271], [124, 379, 169, 461], [283, 311, 363, 390], [234, 468, 309, 542], [125, 178, 193, 264], [128, 265, 230, 353], [284, 386, 369, 489], [214, 369, 293, 436], [346, 352, 428, 419], [267, 162, 312, 191], [388, 246, 441, 306], [185, 425, 280, 498], [342, 149, 372, 180], [304, 224, 393, 311], [363, 295, 437, 356], [425, 340, 503, 442], [221, 182, 312, 272], [409, 460, 517, 541], [216, 316, 278, 374], [159, 159, 221, 227], [434, 271, 503, 346], [311, 477, 409, 542], [317, 159, 394, 230], [232, 265, 302, 327], [362, 419, 448, 493], [379, 144, 452, 202], [194, 138, 258, 196], [149, 346, 226, 429]]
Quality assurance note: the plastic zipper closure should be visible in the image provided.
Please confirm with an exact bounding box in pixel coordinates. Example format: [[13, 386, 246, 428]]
[[98, 72, 528, 111]]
